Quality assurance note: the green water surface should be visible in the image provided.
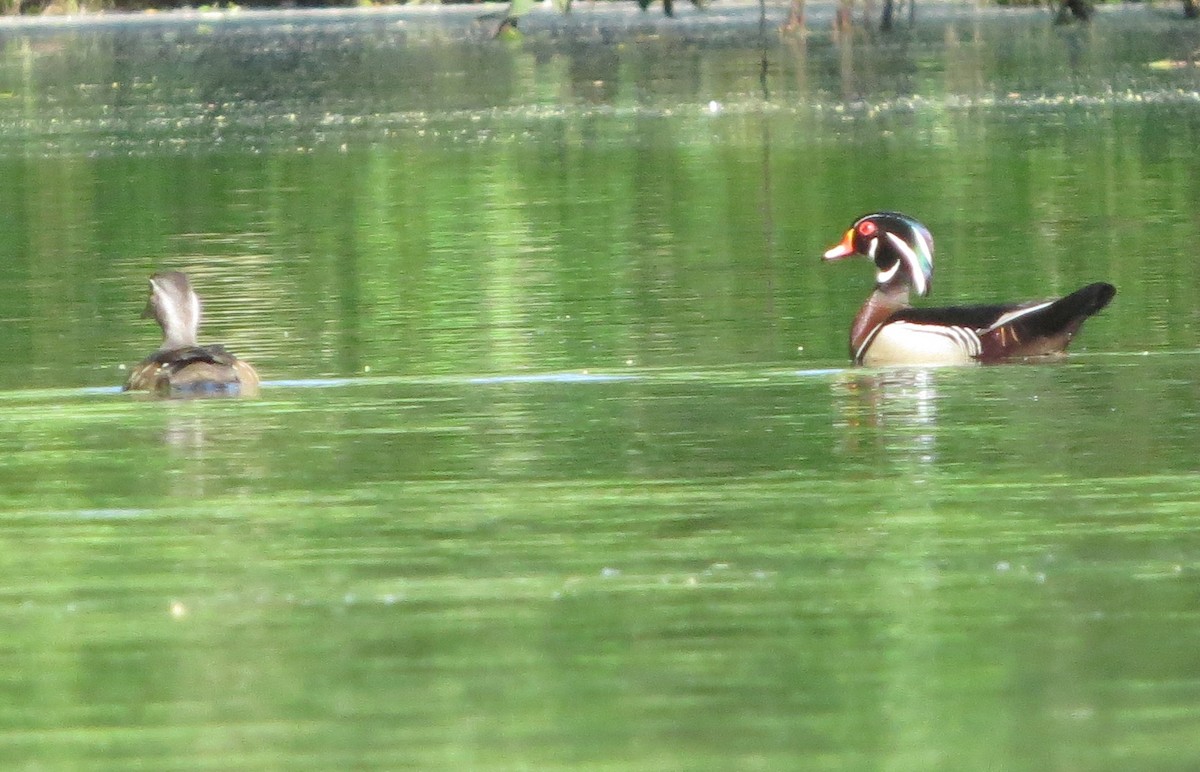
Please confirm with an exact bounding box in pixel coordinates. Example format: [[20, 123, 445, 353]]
[[1, 6, 1199, 769]]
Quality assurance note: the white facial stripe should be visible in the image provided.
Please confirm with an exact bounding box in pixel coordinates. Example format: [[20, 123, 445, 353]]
[[867, 237, 878, 260], [884, 231, 928, 295], [914, 230, 934, 266]]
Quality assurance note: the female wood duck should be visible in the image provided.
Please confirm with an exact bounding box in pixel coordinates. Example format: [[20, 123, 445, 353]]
[[124, 271, 260, 396], [823, 212, 1115, 366]]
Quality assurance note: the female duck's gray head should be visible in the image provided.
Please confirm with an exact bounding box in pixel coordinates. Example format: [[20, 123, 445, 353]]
[[143, 270, 202, 350], [822, 211, 935, 297]]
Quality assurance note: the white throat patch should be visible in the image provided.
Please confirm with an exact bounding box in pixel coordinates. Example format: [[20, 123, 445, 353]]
[[876, 261, 901, 285]]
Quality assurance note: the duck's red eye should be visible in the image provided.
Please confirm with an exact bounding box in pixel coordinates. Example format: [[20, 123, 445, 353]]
[[857, 220, 878, 237]]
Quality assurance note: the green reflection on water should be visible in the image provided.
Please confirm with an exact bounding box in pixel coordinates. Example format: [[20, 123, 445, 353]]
[[1, 9, 1200, 770], [3, 361, 1200, 767]]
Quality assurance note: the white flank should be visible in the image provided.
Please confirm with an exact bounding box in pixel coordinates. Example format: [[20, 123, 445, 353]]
[[859, 321, 981, 366]]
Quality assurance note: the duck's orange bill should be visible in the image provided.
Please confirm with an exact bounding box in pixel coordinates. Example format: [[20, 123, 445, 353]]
[[823, 229, 856, 261]]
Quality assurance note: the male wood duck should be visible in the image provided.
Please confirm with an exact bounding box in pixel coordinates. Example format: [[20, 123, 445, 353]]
[[124, 271, 260, 396], [823, 212, 1116, 366]]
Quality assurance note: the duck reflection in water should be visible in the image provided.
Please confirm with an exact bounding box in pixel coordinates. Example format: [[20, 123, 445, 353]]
[[833, 369, 940, 468], [124, 271, 260, 398]]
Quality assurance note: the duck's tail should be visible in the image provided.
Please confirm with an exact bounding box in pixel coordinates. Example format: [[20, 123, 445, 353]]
[[1030, 282, 1116, 338], [978, 282, 1115, 360]]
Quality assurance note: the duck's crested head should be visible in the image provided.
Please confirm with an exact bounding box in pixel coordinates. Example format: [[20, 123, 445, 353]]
[[823, 211, 935, 297], [143, 271, 201, 350]]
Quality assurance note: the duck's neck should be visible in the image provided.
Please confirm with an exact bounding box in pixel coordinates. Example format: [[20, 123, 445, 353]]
[[850, 287, 910, 359], [160, 328, 198, 351], [155, 293, 201, 351]]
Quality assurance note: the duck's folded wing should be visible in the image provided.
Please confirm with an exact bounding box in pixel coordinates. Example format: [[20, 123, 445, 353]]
[[889, 283, 1115, 360], [144, 344, 238, 368], [125, 345, 247, 392], [890, 302, 1032, 330]]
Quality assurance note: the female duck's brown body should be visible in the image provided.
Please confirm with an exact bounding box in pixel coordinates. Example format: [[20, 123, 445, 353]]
[[125, 271, 259, 396], [823, 212, 1115, 366]]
